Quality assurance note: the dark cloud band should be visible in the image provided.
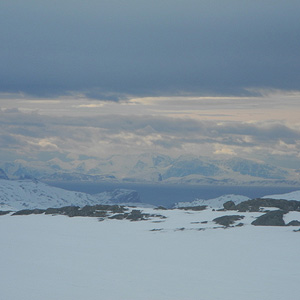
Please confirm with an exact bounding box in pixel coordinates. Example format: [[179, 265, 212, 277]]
[[1, 1, 300, 99]]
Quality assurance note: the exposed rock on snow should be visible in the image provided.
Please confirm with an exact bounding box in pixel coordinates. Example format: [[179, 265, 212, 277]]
[[11, 205, 166, 222], [251, 210, 286, 226], [286, 220, 300, 226], [224, 198, 300, 212], [213, 215, 245, 227], [175, 194, 250, 209]]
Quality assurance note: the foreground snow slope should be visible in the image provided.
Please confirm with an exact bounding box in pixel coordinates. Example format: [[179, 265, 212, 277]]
[[1, 209, 299, 300]]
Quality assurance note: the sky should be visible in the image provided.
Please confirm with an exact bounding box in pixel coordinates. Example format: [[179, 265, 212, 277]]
[[0, 1, 300, 168]]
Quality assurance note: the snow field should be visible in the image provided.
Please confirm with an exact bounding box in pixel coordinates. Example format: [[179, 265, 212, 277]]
[[1, 209, 300, 300]]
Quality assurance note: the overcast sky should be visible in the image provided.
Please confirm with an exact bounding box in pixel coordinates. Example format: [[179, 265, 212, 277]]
[[1, 0, 300, 99], [0, 1, 300, 168]]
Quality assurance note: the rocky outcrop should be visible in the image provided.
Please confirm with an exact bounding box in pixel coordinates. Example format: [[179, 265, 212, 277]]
[[251, 210, 286, 226], [0, 210, 10, 216], [11, 205, 166, 221], [223, 198, 300, 212], [286, 220, 300, 226], [109, 209, 165, 221], [12, 204, 128, 217], [213, 215, 244, 227], [177, 205, 207, 211]]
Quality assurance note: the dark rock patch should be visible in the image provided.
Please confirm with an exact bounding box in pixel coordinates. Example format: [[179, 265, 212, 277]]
[[178, 205, 207, 211], [176, 227, 185, 231], [225, 198, 300, 212], [126, 210, 147, 221], [12, 209, 46, 216], [109, 209, 166, 222], [213, 215, 244, 227], [11, 204, 166, 221], [0, 210, 11, 216], [155, 206, 167, 210], [287, 220, 300, 226], [251, 210, 286, 226], [45, 206, 80, 217], [223, 201, 236, 210], [13, 204, 129, 218]]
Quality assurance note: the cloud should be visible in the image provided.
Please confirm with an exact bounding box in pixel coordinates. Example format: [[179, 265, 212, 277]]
[[1, 107, 300, 165], [214, 146, 237, 156], [1, 1, 300, 99], [75, 104, 105, 108]]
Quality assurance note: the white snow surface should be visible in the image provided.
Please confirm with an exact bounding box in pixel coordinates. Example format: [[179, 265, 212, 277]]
[[1, 208, 300, 300], [263, 190, 300, 201], [175, 194, 250, 208], [0, 179, 138, 210]]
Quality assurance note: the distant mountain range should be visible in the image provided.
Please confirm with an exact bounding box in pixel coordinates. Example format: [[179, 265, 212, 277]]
[[1, 178, 300, 211], [0, 153, 299, 186]]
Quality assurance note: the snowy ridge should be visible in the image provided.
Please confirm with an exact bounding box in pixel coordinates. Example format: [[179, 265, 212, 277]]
[[175, 190, 300, 209], [0, 179, 140, 210], [263, 190, 300, 201], [175, 194, 250, 209]]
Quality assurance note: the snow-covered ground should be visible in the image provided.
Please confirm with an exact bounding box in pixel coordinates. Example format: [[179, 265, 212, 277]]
[[1, 208, 299, 300]]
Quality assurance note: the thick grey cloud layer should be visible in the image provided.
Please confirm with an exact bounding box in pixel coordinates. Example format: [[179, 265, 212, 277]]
[[1, 108, 300, 166], [1, 1, 300, 99]]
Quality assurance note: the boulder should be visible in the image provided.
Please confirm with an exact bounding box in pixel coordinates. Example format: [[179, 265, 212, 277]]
[[213, 215, 244, 227], [235, 198, 300, 212], [178, 205, 207, 211], [0, 210, 11, 216], [286, 220, 300, 226], [251, 210, 286, 226], [223, 201, 236, 210]]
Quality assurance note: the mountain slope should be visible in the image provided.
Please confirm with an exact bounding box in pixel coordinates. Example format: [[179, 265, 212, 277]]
[[175, 194, 250, 209], [0, 179, 140, 210], [175, 190, 300, 208], [0, 168, 8, 180], [263, 190, 300, 201]]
